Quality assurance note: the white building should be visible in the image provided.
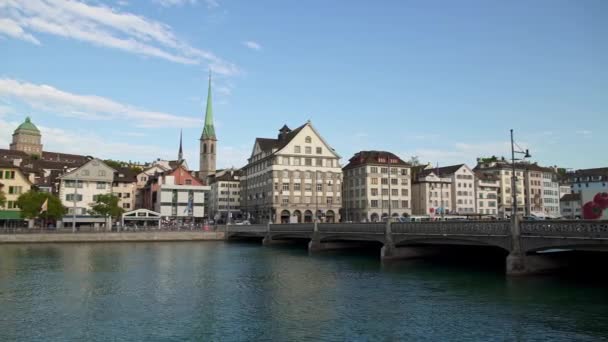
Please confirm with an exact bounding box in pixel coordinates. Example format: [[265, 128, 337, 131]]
[[240, 121, 342, 223], [475, 171, 500, 216], [208, 168, 241, 223], [560, 193, 581, 219], [112, 167, 137, 211], [541, 170, 561, 217], [58, 159, 115, 215], [411, 167, 452, 217], [565, 167, 608, 220], [342, 151, 411, 222], [430, 164, 476, 215]]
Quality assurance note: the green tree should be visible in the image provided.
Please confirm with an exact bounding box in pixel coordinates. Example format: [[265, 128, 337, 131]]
[[89, 194, 124, 219], [103, 159, 123, 169], [16, 190, 67, 220]]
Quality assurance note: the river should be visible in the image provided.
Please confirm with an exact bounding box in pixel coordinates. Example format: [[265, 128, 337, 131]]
[[0, 242, 607, 341]]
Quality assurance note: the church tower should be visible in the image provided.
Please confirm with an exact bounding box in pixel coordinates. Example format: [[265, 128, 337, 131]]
[[199, 73, 217, 180]]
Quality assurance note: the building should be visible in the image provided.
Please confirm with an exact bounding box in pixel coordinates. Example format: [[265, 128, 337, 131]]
[[0, 161, 33, 221], [430, 164, 476, 215], [560, 193, 581, 219], [112, 167, 138, 211], [9, 117, 43, 155], [142, 164, 210, 222], [474, 171, 499, 216], [342, 151, 411, 222], [199, 74, 217, 180], [565, 167, 608, 220], [411, 166, 452, 216], [58, 158, 115, 215], [208, 168, 242, 223], [240, 121, 342, 224], [541, 168, 561, 217]]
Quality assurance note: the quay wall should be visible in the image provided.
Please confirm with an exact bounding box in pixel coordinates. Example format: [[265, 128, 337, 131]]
[[0, 232, 225, 244]]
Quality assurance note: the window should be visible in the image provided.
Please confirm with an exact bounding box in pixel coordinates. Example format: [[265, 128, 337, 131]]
[[282, 198, 289, 205], [371, 178, 378, 185], [66, 194, 83, 202], [316, 183, 323, 191], [381, 168, 388, 174], [185, 179, 192, 185], [294, 146, 301, 153], [124, 193, 130, 198], [371, 188, 378, 196], [327, 197, 333, 205], [4, 171, 15, 179], [97, 182, 106, 189], [293, 158, 301, 166], [391, 189, 398, 196], [305, 146, 312, 154], [123, 203, 130, 209], [391, 179, 398, 185], [370, 167, 378, 173], [401, 200, 409, 208], [371, 200, 378, 208], [283, 183, 289, 191], [305, 158, 312, 166], [382, 189, 389, 196], [294, 183, 301, 191], [282, 170, 289, 178], [305, 183, 312, 191], [381, 178, 388, 185], [8, 186, 22, 195], [316, 158, 323, 166], [401, 169, 408, 176], [82, 170, 90, 176], [316, 147, 322, 154], [401, 189, 409, 196], [305, 136, 312, 143], [392, 200, 399, 208], [98, 170, 106, 176], [283, 157, 290, 165]]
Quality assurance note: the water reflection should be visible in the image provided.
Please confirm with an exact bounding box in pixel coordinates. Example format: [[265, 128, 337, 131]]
[[0, 243, 607, 341]]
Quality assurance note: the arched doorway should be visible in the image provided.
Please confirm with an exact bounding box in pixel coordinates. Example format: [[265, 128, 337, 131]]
[[304, 210, 313, 223], [326, 210, 335, 223], [381, 213, 389, 221], [293, 210, 302, 223], [280, 210, 290, 223], [370, 213, 379, 222]]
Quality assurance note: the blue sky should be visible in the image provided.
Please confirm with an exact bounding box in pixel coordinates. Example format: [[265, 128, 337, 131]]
[[1, 0, 606, 169]]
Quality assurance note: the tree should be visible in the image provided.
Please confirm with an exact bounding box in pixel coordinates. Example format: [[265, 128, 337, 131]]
[[16, 190, 67, 220], [89, 194, 124, 219]]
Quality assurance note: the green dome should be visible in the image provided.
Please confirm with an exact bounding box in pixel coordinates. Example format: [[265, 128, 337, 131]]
[[15, 117, 41, 135]]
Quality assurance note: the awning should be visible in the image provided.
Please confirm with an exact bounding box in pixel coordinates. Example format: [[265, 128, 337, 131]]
[[0, 210, 24, 220]]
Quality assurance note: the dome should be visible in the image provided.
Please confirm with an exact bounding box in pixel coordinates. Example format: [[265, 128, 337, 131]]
[[15, 117, 41, 135]]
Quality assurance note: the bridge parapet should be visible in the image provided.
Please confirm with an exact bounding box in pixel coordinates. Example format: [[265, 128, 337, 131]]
[[392, 221, 510, 235], [521, 220, 608, 238], [226, 224, 267, 233], [318, 223, 385, 233], [270, 223, 314, 233]]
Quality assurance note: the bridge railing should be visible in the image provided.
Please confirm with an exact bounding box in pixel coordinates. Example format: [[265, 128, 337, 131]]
[[318, 223, 385, 233], [392, 221, 510, 235], [225, 224, 268, 233], [269, 223, 314, 233], [521, 220, 608, 238]]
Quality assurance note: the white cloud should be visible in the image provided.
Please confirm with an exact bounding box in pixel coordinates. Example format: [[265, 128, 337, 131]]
[[0, 78, 199, 128], [154, 0, 218, 8], [401, 141, 513, 166], [243, 40, 262, 51], [0, 0, 237, 75]]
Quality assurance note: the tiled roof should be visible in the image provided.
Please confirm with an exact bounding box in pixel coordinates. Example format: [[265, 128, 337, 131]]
[[114, 167, 138, 183], [431, 164, 465, 177], [254, 123, 307, 154], [568, 167, 608, 178], [342, 150, 410, 170]]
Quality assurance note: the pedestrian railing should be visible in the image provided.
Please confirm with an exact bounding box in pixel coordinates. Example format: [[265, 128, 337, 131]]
[[318, 223, 385, 233], [521, 220, 608, 238], [391, 221, 510, 235], [269, 223, 314, 233]]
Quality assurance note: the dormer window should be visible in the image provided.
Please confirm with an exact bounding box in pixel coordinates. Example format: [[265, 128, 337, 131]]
[[305, 136, 312, 143]]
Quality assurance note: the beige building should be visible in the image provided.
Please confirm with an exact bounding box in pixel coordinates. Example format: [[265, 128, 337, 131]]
[[240, 121, 342, 224], [10, 117, 43, 156], [0, 161, 33, 220], [58, 159, 115, 215], [342, 151, 411, 222], [208, 168, 241, 223], [474, 171, 499, 215], [112, 168, 137, 211], [411, 167, 452, 216], [430, 164, 476, 214]]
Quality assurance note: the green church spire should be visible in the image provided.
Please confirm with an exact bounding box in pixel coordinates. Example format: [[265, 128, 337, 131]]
[[202, 72, 216, 140]]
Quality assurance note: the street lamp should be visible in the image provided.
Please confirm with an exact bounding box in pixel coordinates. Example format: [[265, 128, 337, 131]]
[[510, 129, 531, 254]]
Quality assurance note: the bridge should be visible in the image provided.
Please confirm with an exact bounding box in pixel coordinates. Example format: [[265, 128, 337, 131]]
[[226, 220, 608, 275]]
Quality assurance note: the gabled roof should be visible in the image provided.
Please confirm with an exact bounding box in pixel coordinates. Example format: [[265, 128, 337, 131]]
[[560, 193, 581, 202], [114, 167, 138, 183], [431, 164, 466, 177], [343, 150, 410, 170]]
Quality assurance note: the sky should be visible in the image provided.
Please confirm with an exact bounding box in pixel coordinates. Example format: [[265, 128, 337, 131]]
[[0, 0, 607, 170]]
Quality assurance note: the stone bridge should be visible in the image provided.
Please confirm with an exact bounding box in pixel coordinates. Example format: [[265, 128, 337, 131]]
[[225, 220, 608, 275]]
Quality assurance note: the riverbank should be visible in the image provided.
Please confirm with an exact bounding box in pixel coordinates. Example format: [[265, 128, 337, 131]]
[[0, 231, 225, 243]]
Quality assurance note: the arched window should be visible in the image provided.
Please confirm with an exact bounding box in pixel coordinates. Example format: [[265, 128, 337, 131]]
[[203, 143, 207, 154], [305, 136, 311, 143]]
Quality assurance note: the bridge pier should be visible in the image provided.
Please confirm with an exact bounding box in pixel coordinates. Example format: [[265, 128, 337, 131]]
[[506, 253, 570, 276]]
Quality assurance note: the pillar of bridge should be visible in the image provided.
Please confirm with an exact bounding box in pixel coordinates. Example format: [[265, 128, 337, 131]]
[[506, 253, 569, 275]]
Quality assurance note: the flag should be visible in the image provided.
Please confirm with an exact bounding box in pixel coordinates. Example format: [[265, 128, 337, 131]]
[[40, 198, 48, 213]]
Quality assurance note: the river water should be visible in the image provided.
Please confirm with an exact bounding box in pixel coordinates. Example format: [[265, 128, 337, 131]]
[[0, 242, 606, 341]]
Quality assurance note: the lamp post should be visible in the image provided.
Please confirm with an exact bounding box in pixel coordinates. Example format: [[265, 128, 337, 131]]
[[510, 129, 531, 255]]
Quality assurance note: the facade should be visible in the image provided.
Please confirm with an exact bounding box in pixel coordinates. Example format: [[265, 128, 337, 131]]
[[411, 167, 452, 216], [525, 168, 544, 214], [565, 167, 608, 220], [199, 74, 217, 180], [143, 164, 210, 221], [431, 164, 476, 214], [560, 193, 581, 219], [474, 171, 499, 216], [342, 151, 411, 222], [112, 167, 137, 211], [541, 169, 561, 217], [208, 168, 241, 223], [9, 117, 43, 155], [58, 159, 115, 215], [0, 161, 33, 220], [240, 122, 342, 224], [475, 159, 529, 218], [559, 185, 571, 199]]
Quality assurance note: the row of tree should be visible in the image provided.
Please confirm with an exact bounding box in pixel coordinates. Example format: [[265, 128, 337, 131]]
[[0, 190, 125, 221]]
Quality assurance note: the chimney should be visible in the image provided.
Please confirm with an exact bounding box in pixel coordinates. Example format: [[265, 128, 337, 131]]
[[278, 124, 291, 141]]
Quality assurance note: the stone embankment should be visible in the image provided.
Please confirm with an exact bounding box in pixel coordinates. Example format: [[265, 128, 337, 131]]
[[0, 231, 224, 244]]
